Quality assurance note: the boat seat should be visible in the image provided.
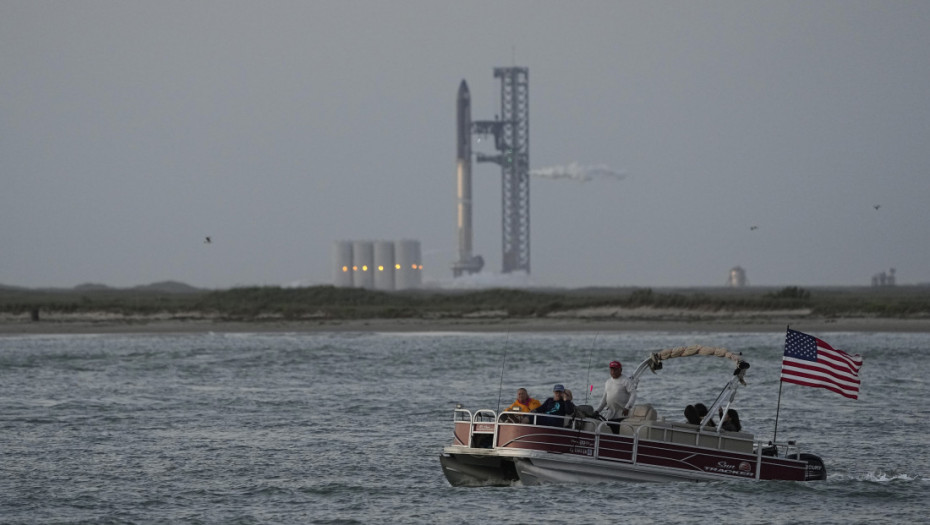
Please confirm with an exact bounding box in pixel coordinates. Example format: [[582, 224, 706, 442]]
[[609, 405, 658, 437], [616, 422, 639, 437], [623, 404, 657, 424]]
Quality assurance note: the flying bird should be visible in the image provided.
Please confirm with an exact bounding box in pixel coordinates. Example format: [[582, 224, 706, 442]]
[[204, 236, 212, 244], [873, 205, 881, 210], [750, 226, 758, 231]]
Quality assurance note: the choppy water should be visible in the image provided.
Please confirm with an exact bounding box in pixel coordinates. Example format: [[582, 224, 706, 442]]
[[1, 331, 927, 523]]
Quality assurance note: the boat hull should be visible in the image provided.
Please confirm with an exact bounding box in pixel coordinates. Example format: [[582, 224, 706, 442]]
[[440, 449, 518, 486], [513, 455, 720, 485], [441, 411, 825, 486]]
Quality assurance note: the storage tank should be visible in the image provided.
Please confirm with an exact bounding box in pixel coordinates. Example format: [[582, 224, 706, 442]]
[[352, 241, 375, 289], [728, 266, 747, 287], [394, 239, 422, 290], [332, 241, 353, 287], [373, 241, 395, 291]]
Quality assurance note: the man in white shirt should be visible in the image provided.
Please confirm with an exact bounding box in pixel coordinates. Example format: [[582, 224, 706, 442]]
[[595, 360, 633, 421]]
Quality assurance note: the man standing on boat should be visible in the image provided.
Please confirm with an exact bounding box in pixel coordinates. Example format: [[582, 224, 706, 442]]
[[595, 361, 634, 426]]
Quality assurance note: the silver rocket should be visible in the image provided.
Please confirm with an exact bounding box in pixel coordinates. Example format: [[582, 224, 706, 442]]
[[453, 80, 483, 277]]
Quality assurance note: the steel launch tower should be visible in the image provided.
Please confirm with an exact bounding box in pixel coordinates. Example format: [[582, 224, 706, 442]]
[[453, 67, 530, 277]]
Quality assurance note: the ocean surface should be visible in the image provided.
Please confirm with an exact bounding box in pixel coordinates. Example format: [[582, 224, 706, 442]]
[[1, 330, 927, 524]]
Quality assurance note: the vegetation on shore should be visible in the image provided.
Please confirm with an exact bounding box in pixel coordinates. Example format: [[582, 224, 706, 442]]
[[2, 283, 929, 321]]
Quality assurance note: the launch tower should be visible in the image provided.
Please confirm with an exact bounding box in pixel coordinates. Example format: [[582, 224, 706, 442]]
[[473, 67, 530, 274]]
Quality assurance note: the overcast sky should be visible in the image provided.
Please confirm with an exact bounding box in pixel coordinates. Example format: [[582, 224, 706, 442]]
[[3, 1, 928, 289]]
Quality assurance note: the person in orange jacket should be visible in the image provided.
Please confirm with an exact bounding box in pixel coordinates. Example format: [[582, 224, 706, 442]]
[[503, 387, 541, 414]]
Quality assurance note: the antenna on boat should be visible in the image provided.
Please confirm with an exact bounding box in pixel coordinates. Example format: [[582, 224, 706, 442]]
[[584, 333, 600, 405], [495, 332, 512, 414]]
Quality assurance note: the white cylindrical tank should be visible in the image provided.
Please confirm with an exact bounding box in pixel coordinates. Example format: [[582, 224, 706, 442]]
[[373, 241, 395, 291], [332, 241, 353, 287], [394, 239, 422, 290], [352, 241, 374, 289], [728, 266, 747, 287]]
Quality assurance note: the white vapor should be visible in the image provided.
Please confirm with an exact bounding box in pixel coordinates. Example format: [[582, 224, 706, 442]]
[[432, 271, 535, 290], [529, 162, 628, 183]]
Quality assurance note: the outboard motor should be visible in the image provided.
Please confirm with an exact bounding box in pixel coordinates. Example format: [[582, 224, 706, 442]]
[[787, 453, 827, 481]]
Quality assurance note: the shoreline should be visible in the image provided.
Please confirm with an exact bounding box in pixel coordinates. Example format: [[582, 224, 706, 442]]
[[2, 314, 930, 335]]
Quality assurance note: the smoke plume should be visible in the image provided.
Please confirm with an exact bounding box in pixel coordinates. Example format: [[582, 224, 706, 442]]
[[529, 162, 628, 183]]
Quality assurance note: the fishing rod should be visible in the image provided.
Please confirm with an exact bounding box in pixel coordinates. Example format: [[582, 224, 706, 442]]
[[495, 332, 511, 414], [584, 333, 600, 405]]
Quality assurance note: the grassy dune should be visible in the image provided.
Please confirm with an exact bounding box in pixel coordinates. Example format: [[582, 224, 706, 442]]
[[2, 284, 929, 321]]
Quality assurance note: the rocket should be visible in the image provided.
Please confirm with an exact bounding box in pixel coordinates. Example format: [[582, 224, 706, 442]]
[[453, 80, 483, 277], [456, 80, 472, 273]]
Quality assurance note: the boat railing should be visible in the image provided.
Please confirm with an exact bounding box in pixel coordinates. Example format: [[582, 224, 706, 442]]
[[755, 438, 802, 458], [474, 409, 497, 422], [643, 421, 755, 453], [453, 408, 472, 422], [590, 420, 642, 463], [455, 408, 791, 465], [497, 410, 540, 424], [452, 408, 500, 448]]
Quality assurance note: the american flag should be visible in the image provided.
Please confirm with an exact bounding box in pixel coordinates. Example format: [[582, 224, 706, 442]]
[[782, 329, 863, 399]]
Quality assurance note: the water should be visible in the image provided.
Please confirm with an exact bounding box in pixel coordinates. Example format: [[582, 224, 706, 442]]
[[1, 331, 927, 523]]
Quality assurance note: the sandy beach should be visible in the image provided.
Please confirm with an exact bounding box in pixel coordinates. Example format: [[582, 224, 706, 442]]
[[2, 310, 929, 335]]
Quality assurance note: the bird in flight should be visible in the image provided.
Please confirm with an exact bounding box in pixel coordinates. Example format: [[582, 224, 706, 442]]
[[873, 205, 881, 210], [204, 236, 212, 244], [750, 226, 758, 231]]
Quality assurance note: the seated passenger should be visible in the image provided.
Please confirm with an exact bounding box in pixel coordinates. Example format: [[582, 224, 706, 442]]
[[684, 403, 716, 427], [502, 388, 541, 422], [684, 404, 701, 425], [720, 408, 742, 432], [696, 403, 716, 427], [533, 384, 575, 427]]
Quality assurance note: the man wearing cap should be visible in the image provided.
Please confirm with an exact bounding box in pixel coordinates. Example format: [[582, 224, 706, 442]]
[[532, 384, 575, 427], [595, 361, 634, 424]]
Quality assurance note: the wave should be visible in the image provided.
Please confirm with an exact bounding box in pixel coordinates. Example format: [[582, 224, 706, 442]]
[[831, 471, 923, 483]]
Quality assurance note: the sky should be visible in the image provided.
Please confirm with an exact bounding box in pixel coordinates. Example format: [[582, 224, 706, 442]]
[[2, 1, 929, 289]]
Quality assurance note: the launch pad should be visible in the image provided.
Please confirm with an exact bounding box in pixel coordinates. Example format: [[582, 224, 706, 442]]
[[453, 67, 530, 278]]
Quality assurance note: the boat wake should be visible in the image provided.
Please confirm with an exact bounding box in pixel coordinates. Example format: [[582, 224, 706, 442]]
[[832, 471, 922, 483]]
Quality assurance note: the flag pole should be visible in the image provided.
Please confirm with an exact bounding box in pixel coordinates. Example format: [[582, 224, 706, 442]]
[[773, 325, 789, 449], [773, 380, 783, 447]]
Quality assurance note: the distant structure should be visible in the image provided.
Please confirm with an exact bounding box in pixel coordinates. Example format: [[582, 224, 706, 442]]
[[394, 240, 423, 290], [373, 241, 395, 291], [332, 241, 353, 287], [333, 240, 422, 290], [871, 268, 896, 287], [452, 80, 484, 277], [454, 66, 530, 277], [727, 266, 747, 287]]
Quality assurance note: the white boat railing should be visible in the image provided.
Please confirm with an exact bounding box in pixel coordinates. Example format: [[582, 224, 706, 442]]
[[456, 407, 807, 478]]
